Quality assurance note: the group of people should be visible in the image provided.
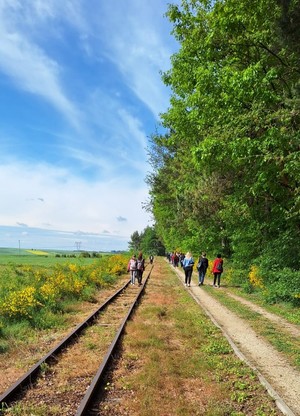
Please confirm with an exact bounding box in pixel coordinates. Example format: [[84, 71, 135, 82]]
[[171, 251, 224, 288], [127, 253, 154, 286], [128, 250, 224, 288]]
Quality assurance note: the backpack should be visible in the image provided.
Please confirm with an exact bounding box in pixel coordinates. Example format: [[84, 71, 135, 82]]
[[216, 261, 223, 272], [197, 257, 208, 271], [129, 259, 137, 270], [137, 259, 144, 270]]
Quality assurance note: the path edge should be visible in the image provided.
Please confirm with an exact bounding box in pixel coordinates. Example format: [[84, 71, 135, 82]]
[[171, 264, 296, 416]]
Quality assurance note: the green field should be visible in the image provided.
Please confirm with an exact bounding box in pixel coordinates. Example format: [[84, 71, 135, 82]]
[[0, 248, 112, 266]]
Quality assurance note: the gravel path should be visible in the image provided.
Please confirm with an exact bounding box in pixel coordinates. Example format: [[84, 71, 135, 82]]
[[172, 266, 300, 416]]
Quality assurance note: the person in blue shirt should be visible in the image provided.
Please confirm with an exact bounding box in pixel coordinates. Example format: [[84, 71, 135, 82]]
[[182, 251, 194, 287]]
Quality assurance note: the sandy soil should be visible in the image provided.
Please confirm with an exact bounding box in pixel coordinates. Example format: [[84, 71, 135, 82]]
[[172, 266, 300, 416]]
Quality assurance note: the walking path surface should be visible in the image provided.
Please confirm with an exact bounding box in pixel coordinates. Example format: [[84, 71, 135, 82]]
[[171, 264, 300, 416]]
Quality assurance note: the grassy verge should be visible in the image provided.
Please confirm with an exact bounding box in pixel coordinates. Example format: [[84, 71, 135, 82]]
[[222, 286, 300, 326], [202, 284, 300, 370], [99, 259, 280, 416]]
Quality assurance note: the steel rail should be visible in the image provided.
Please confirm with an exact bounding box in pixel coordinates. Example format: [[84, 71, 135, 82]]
[[75, 265, 153, 416], [0, 279, 131, 408]]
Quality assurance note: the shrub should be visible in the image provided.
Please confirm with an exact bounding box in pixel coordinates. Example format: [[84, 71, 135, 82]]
[[223, 267, 248, 287], [261, 268, 300, 305], [0, 287, 42, 319], [0, 254, 129, 328], [80, 251, 91, 258]]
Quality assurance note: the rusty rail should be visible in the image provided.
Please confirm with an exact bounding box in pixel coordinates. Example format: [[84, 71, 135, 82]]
[[75, 265, 152, 415], [0, 279, 131, 409]]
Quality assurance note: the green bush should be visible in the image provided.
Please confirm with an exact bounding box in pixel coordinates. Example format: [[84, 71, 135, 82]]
[[261, 268, 300, 305]]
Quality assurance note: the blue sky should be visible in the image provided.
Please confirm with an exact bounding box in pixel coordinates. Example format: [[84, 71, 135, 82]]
[[0, 0, 179, 252]]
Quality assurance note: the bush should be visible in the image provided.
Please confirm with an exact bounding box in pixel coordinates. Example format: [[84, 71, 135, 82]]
[[0, 254, 129, 328], [261, 268, 300, 305], [80, 251, 91, 258], [223, 267, 248, 288]]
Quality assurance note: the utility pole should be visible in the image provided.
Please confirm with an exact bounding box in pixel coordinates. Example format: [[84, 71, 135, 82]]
[[75, 241, 81, 251]]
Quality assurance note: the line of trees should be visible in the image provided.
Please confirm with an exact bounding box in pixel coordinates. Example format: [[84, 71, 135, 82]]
[[128, 226, 166, 256], [145, 0, 300, 302]]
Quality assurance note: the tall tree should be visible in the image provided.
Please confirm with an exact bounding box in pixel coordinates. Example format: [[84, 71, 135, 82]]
[[148, 0, 300, 269], [128, 231, 142, 253]]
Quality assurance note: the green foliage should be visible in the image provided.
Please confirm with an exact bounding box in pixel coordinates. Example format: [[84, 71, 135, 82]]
[[128, 226, 165, 255], [128, 230, 142, 252], [146, 0, 300, 305], [261, 269, 300, 305]]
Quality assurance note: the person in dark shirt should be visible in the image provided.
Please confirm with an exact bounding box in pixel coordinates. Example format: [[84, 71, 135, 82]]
[[197, 252, 209, 286]]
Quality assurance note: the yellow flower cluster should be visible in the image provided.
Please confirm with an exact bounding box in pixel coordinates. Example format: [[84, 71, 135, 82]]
[[68, 263, 79, 273], [106, 254, 129, 276], [0, 254, 129, 321], [0, 287, 41, 318], [34, 270, 44, 282], [21, 265, 33, 274], [88, 266, 105, 285], [73, 278, 85, 294], [40, 282, 58, 302], [248, 265, 264, 288]]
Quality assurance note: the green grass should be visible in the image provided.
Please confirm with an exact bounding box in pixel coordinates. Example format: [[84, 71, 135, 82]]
[[225, 286, 300, 325], [204, 285, 300, 370], [101, 261, 280, 416], [0, 250, 100, 267]]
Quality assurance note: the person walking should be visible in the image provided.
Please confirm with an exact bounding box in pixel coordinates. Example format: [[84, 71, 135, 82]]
[[212, 254, 223, 288], [136, 251, 145, 286], [173, 252, 179, 267], [182, 251, 194, 287], [127, 254, 137, 285], [197, 252, 209, 285], [149, 254, 154, 264]]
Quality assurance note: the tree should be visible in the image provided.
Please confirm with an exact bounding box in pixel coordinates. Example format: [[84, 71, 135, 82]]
[[148, 0, 300, 271], [140, 226, 166, 255], [128, 231, 141, 253], [128, 227, 165, 255]]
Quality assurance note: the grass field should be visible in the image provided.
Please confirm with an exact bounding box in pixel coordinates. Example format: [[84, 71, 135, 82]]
[[0, 248, 112, 266]]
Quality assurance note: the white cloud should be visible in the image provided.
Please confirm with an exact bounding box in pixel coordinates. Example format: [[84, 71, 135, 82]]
[[0, 31, 80, 127], [0, 0, 86, 128], [80, 0, 177, 117], [0, 162, 151, 237]]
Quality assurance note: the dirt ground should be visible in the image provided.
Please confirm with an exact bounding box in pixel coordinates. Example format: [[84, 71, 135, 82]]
[[172, 265, 300, 416]]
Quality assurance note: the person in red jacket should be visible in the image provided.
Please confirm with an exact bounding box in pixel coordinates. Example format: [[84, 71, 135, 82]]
[[212, 254, 223, 288]]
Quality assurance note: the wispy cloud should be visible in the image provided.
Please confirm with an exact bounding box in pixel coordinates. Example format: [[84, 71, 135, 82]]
[[16, 222, 28, 228], [78, 0, 177, 116], [0, 20, 81, 127], [117, 216, 127, 222]]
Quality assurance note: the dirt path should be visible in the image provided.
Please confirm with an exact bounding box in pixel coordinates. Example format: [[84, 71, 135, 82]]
[[225, 292, 300, 339], [172, 265, 300, 416]]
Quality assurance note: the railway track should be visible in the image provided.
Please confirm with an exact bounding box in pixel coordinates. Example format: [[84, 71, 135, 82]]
[[0, 266, 153, 415]]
